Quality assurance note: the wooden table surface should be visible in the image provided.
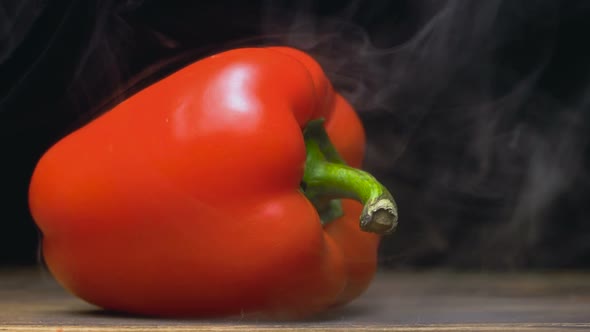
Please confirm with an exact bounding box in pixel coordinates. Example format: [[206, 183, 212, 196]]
[[1, 267, 589, 331]]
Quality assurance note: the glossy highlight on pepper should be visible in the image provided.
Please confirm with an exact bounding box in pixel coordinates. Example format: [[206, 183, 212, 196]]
[[28, 46, 398, 319]]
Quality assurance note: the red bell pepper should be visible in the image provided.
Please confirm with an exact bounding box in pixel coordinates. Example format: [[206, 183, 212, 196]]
[[28, 47, 398, 319]]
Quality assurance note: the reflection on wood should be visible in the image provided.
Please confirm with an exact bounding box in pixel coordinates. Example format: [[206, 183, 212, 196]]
[[1, 268, 589, 331]]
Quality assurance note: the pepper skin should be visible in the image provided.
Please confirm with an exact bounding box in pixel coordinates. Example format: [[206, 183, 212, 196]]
[[28, 47, 397, 319]]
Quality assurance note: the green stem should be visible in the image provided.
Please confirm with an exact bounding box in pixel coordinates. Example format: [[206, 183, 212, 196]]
[[302, 119, 398, 235]]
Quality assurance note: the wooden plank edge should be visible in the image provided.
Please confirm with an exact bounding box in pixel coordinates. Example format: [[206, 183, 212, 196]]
[[1, 323, 590, 331]]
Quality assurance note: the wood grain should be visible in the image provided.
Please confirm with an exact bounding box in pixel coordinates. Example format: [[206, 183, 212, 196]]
[[1, 268, 589, 331]]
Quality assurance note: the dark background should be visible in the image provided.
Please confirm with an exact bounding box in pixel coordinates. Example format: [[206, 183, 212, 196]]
[[1, 0, 589, 269]]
